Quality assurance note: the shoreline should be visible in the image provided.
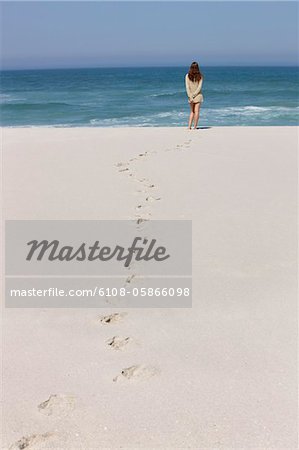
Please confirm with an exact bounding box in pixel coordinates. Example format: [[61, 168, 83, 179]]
[[1, 124, 298, 129]]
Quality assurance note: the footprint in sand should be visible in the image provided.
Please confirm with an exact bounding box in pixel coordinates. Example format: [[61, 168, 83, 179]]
[[38, 394, 76, 417], [135, 216, 152, 225], [9, 432, 55, 450], [145, 196, 161, 202], [132, 151, 157, 160], [135, 206, 152, 215], [99, 312, 127, 324], [135, 209, 152, 217], [125, 274, 135, 284], [136, 217, 149, 225], [106, 336, 133, 351], [136, 183, 156, 193], [113, 365, 160, 382]]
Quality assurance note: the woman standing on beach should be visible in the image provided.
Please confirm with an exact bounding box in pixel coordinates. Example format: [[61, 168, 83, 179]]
[[185, 62, 204, 129]]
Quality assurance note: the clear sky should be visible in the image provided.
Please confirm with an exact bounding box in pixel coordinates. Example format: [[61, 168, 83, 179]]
[[1, 1, 298, 69]]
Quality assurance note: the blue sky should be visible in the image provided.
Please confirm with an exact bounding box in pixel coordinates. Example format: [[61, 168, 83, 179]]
[[1, 2, 298, 69]]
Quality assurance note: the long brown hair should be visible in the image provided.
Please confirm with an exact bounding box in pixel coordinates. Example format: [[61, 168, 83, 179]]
[[188, 61, 203, 82]]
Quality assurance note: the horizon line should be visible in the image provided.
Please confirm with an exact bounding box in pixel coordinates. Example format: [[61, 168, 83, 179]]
[[1, 64, 298, 72]]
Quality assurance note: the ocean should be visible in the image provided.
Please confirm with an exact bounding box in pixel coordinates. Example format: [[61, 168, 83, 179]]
[[1, 66, 298, 127]]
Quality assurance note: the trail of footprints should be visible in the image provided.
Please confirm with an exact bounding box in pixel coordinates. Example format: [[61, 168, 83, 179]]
[[106, 137, 193, 382], [9, 395, 76, 448], [99, 312, 159, 383], [116, 137, 192, 223], [9, 138, 192, 449]]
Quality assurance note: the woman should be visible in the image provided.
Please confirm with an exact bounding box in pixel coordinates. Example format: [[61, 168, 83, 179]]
[[185, 62, 204, 130]]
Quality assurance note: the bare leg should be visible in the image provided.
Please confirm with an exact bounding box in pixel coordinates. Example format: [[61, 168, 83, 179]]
[[188, 102, 195, 129], [193, 103, 200, 129]]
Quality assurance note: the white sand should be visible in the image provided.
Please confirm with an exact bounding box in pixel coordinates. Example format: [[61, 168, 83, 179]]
[[2, 126, 298, 449]]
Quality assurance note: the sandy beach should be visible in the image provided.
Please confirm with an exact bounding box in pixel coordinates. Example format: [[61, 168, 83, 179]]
[[2, 126, 298, 449]]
